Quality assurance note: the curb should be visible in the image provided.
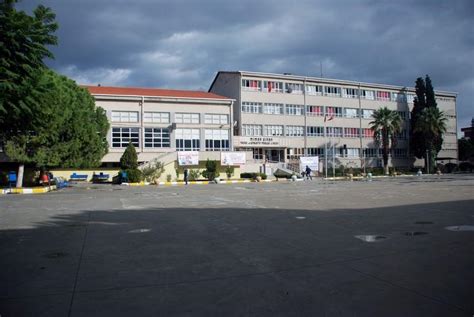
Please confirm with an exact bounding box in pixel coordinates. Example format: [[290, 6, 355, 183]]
[[0, 185, 57, 195]]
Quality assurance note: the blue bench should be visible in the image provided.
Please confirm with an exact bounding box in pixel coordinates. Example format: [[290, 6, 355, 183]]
[[92, 172, 110, 183], [70, 173, 88, 181]]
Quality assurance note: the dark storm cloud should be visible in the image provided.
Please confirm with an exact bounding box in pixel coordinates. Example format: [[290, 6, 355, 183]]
[[18, 0, 474, 131]]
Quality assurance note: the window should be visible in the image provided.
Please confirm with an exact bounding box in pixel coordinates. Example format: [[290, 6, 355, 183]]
[[342, 88, 358, 99], [308, 148, 325, 156], [362, 128, 375, 138], [326, 127, 343, 137], [205, 129, 229, 151], [362, 109, 374, 119], [143, 112, 170, 123], [392, 148, 407, 157], [363, 148, 379, 157], [286, 126, 304, 137], [406, 93, 415, 103], [306, 84, 323, 95], [286, 104, 304, 116], [242, 124, 262, 136], [204, 114, 228, 124], [242, 102, 262, 114], [285, 83, 303, 94], [395, 130, 407, 139], [263, 81, 283, 93], [111, 111, 139, 123], [344, 108, 359, 118], [360, 90, 375, 100], [263, 103, 284, 115], [397, 111, 407, 120], [344, 128, 360, 138], [306, 105, 324, 116], [263, 125, 284, 136], [324, 86, 341, 97], [112, 127, 140, 148], [345, 148, 360, 157], [326, 106, 343, 117], [307, 126, 324, 136], [287, 148, 305, 159], [144, 128, 170, 148], [242, 79, 261, 91], [391, 92, 406, 102], [376, 91, 391, 101], [175, 113, 200, 124], [175, 129, 200, 151]]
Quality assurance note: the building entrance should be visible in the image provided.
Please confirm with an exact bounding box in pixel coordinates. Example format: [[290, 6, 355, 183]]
[[264, 149, 285, 162]]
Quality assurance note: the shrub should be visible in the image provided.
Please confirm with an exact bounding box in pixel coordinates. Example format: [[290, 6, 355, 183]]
[[189, 169, 200, 181], [142, 161, 164, 182], [445, 163, 458, 173], [459, 162, 473, 172], [225, 166, 234, 179], [166, 174, 172, 182], [259, 173, 267, 180], [126, 168, 142, 183], [240, 172, 258, 179], [120, 143, 138, 169], [201, 159, 217, 180]]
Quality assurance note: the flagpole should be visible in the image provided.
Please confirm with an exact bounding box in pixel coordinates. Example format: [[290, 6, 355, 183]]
[[324, 112, 328, 178]]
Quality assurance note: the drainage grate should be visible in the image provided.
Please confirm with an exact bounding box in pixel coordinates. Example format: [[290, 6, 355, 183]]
[[355, 235, 387, 242], [128, 228, 151, 233], [43, 251, 68, 259], [414, 221, 433, 225], [405, 231, 428, 236], [445, 225, 474, 232]]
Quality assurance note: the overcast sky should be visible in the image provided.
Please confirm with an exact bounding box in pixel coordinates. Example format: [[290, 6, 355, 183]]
[[18, 0, 474, 133]]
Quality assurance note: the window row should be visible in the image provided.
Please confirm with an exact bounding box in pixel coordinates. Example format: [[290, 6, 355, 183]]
[[241, 125, 406, 139], [287, 147, 408, 158], [241, 79, 417, 102], [111, 127, 229, 151], [242, 103, 406, 120], [111, 111, 228, 124]]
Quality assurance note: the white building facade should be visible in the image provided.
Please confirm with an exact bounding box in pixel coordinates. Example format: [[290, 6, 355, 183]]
[[86, 86, 234, 166], [209, 71, 458, 170]]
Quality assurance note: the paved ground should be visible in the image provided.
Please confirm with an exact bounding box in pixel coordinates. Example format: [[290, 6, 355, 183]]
[[0, 175, 473, 316]]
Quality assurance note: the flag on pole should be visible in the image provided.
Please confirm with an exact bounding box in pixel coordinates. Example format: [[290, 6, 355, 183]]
[[324, 114, 334, 122]]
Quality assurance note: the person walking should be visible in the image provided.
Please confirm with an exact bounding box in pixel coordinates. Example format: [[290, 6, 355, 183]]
[[305, 165, 312, 180], [184, 168, 189, 185]]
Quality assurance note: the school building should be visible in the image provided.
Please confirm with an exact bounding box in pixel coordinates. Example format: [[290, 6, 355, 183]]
[[208, 71, 458, 171]]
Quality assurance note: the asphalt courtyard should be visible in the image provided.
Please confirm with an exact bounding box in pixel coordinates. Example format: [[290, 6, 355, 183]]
[[0, 175, 473, 316]]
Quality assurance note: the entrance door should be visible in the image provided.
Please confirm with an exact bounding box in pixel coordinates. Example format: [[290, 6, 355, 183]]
[[265, 149, 285, 162]]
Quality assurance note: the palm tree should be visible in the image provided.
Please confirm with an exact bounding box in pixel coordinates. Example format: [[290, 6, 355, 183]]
[[370, 107, 402, 175], [414, 107, 447, 173]]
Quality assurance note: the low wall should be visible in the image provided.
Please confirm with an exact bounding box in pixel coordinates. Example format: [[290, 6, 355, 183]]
[[50, 169, 120, 182]]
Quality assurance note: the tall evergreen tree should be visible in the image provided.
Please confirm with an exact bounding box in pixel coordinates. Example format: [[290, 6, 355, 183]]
[[410, 77, 427, 159], [425, 75, 443, 155]]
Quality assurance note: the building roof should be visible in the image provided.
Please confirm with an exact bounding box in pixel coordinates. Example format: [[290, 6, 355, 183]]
[[208, 71, 458, 97], [84, 85, 232, 101]]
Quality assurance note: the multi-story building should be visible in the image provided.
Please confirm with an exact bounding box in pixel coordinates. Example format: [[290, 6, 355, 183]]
[[209, 71, 458, 170], [85, 86, 234, 166]]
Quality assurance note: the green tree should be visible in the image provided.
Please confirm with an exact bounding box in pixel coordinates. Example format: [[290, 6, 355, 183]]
[[4, 70, 109, 169], [0, 0, 58, 187], [410, 77, 427, 159], [370, 107, 402, 175], [425, 75, 443, 155], [414, 107, 447, 173], [120, 143, 138, 170], [0, 0, 58, 124], [458, 138, 474, 161]]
